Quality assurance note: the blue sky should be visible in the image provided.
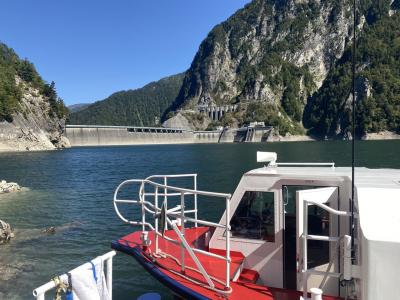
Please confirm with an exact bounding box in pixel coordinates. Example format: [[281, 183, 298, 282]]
[[0, 0, 250, 105]]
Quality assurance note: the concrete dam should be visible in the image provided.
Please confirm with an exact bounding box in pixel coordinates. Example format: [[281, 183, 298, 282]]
[[65, 125, 273, 147]]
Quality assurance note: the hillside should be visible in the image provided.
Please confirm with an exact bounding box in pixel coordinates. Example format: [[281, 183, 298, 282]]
[[165, 0, 400, 137], [68, 103, 90, 113], [68, 73, 184, 127], [305, 8, 400, 138], [0, 42, 69, 151]]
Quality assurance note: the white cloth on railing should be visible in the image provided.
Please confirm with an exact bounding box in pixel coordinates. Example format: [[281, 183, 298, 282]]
[[63, 257, 110, 300]]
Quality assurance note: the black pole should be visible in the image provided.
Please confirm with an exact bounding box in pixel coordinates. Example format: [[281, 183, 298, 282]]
[[351, 0, 356, 260]]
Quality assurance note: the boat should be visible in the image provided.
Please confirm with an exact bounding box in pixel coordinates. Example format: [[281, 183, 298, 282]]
[[107, 151, 400, 300]]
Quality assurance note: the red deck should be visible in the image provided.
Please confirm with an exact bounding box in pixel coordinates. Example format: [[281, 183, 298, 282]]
[[115, 227, 343, 300]]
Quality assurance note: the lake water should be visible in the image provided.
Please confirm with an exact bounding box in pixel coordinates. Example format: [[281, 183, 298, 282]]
[[0, 140, 399, 299]]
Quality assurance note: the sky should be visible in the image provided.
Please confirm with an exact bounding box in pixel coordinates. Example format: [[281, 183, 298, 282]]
[[0, 0, 250, 105]]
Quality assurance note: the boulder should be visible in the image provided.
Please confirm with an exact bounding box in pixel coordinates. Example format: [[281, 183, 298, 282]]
[[0, 220, 14, 244], [0, 180, 21, 194]]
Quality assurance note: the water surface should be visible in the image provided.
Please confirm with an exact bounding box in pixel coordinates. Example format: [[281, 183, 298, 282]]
[[0, 140, 399, 299]]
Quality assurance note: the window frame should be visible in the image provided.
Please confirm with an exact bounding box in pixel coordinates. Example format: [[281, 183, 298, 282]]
[[227, 188, 278, 244]]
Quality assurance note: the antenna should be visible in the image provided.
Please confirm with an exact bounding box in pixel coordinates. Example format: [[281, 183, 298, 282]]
[[351, 0, 356, 261]]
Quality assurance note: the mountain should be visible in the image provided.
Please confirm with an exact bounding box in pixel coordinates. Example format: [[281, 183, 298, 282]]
[[68, 73, 184, 127], [166, 0, 400, 137], [68, 103, 90, 113], [305, 6, 400, 138], [0, 42, 69, 151]]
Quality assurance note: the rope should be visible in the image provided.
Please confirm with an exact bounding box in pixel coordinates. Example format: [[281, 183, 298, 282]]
[[148, 249, 232, 296], [52, 276, 69, 300]]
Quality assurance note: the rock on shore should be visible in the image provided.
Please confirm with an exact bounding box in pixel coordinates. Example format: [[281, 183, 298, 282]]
[[362, 131, 400, 140], [0, 220, 14, 244], [0, 180, 21, 194]]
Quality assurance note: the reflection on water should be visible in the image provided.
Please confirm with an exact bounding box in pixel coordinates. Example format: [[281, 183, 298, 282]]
[[0, 140, 399, 299]]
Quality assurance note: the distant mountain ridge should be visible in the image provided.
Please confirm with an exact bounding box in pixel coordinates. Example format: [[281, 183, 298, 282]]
[[68, 103, 90, 113], [69, 73, 184, 127]]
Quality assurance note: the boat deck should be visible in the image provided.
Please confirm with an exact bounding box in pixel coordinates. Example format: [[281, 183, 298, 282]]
[[112, 226, 343, 300]]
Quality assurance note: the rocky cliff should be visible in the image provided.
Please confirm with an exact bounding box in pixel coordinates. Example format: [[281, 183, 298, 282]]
[[0, 43, 69, 152], [305, 2, 400, 138], [168, 0, 354, 132], [166, 0, 400, 137]]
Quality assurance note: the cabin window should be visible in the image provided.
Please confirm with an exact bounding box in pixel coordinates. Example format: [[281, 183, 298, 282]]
[[230, 191, 275, 241]]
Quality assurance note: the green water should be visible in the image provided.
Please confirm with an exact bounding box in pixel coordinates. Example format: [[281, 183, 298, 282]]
[[0, 140, 399, 299]]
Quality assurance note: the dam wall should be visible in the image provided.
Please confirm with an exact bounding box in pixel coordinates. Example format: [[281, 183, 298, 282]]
[[194, 131, 223, 143], [65, 125, 272, 146], [66, 125, 195, 146]]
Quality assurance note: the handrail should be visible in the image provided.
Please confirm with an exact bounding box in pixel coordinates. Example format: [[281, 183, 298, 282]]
[[143, 179, 231, 198], [276, 162, 335, 168], [307, 200, 351, 216], [301, 197, 351, 299], [33, 251, 116, 300], [113, 174, 232, 292]]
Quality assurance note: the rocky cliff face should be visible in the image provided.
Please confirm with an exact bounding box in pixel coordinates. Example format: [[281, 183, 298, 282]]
[[305, 3, 400, 138], [170, 0, 354, 131], [0, 42, 69, 152], [0, 77, 69, 152]]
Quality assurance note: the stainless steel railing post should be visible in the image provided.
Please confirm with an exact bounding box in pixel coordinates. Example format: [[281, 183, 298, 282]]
[[225, 196, 231, 289], [194, 174, 198, 227], [164, 176, 168, 229], [155, 186, 159, 254], [141, 182, 145, 232], [180, 192, 185, 272]]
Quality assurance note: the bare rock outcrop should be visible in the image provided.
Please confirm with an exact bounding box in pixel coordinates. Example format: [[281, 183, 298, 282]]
[[0, 77, 70, 152], [0, 180, 21, 194], [162, 112, 196, 130], [0, 220, 14, 244]]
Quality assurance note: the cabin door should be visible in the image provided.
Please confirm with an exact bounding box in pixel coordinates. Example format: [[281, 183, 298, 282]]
[[296, 187, 340, 296]]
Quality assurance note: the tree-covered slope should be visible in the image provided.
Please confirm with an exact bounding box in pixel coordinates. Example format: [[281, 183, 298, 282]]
[[0, 42, 68, 122], [69, 73, 184, 127], [305, 5, 400, 138]]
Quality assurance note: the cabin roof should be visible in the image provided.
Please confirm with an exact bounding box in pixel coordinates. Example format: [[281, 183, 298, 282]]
[[246, 166, 400, 189]]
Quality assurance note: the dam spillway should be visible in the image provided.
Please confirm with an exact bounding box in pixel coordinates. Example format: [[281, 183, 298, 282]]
[[65, 125, 272, 146]]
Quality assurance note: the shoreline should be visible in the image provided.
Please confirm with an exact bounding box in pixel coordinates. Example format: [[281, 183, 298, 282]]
[[362, 131, 400, 140]]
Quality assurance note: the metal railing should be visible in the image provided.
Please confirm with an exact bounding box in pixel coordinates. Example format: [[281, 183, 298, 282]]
[[301, 198, 351, 299], [113, 174, 232, 291], [276, 162, 335, 168], [33, 251, 116, 300]]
